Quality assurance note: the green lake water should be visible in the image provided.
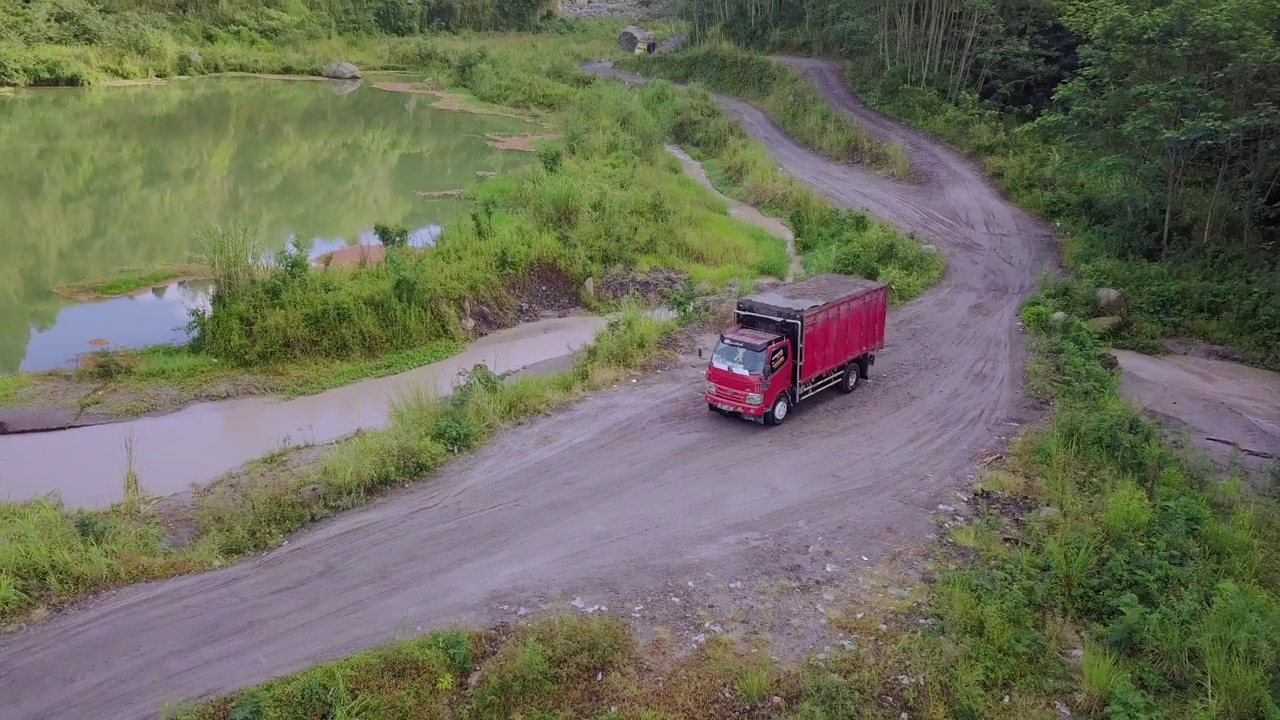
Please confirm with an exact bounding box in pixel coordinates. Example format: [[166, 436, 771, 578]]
[[0, 75, 531, 374]]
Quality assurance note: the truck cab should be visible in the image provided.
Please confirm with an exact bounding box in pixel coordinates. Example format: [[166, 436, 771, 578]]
[[705, 328, 793, 422]]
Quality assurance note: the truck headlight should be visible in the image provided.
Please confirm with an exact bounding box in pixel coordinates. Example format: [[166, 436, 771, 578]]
[[746, 393, 763, 406], [706, 382, 717, 395]]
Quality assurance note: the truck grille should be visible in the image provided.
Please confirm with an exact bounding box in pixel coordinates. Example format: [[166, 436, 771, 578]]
[[711, 386, 748, 402]]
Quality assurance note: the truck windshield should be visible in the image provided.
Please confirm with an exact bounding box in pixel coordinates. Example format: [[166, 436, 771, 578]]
[[711, 340, 766, 376]]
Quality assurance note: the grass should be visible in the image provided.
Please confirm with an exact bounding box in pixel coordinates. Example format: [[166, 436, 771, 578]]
[[64, 337, 466, 406], [0, 373, 31, 405], [0, 303, 677, 622], [622, 39, 911, 181], [51, 263, 210, 299], [846, 73, 1280, 370], [164, 615, 797, 719]]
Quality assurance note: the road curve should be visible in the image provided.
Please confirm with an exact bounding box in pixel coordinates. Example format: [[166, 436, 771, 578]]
[[0, 59, 1056, 720]]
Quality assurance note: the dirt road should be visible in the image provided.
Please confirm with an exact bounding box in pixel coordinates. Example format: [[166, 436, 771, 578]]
[[0, 60, 1057, 719], [1114, 349, 1280, 474]]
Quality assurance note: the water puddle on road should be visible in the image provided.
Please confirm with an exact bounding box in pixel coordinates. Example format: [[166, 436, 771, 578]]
[[0, 314, 609, 509]]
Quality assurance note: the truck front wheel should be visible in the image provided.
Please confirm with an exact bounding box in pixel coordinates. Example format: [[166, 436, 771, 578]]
[[767, 395, 790, 426]]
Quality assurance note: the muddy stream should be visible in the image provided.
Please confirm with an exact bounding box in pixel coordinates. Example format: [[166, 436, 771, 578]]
[[0, 315, 608, 509]]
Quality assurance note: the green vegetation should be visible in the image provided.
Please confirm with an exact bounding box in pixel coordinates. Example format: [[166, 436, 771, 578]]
[[160, 284, 1280, 720], [0, 372, 31, 405], [0, 304, 674, 622], [0, 0, 563, 87], [849, 78, 1280, 367], [51, 263, 208, 299], [0, 61, 529, 376], [623, 41, 911, 180], [69, 338, 464, 404], [660, 83, 943, 303], [670, 0, 1280, 368], [186, 75, 790, 366], [888, 287, 1280, 718], [164, 616, 775, 720]]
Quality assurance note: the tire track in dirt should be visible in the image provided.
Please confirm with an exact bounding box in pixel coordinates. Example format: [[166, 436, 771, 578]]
[[0, 59, 1056, 720]]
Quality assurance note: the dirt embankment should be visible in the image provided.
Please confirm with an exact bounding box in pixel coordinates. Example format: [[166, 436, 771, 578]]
[[0, 59, 1066, 719]]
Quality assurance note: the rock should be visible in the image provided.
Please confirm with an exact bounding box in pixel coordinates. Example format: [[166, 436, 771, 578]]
[[920, 243, 938, 253], [617, 25, 653, 54], [461, 316, 477, 332], [1095, 287, 1125, 314], [185, 51, 203, 66], [695, 280, 712, 295], [1098, 351, 1120, 371], [1037, 506, 1061, 520], [1084, 316, 1121, 335], [322, 60, 362, 80], [582, 276, 595, 298], [299, 484, 322, 505], [1050, 311, 1068, 325], [468, 669, 483, 688]]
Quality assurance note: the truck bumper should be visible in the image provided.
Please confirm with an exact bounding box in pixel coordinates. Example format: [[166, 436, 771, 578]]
[[705, 394, 766, 417]]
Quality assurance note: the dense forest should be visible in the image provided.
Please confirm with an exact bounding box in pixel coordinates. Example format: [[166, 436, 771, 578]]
[[675, 0, 1280, 366]]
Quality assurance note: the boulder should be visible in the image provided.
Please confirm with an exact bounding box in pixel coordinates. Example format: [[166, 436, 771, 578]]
[[322, 60, 362, 80], [1097, 351, 1120, 371], [582, 276, 595, 298], [185, 51, 203, 66], [1095, 287, 1125, 315], [920, 244, 939, 253], [1049, 311, 1068, 325], [617, 25, 653, 54], [1084, 316, 1121, 335]]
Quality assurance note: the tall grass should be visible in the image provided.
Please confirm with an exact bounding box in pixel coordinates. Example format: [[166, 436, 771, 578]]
[[624, 41, 911, 180]]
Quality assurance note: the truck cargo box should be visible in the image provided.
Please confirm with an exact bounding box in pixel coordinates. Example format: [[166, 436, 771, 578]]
[[735, 274, 888, 384]]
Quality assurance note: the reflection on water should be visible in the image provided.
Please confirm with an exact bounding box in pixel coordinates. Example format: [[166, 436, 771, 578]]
[[20, 223, 447, 372], [0, 75, 531, 373], [21, 282, 214, 372]]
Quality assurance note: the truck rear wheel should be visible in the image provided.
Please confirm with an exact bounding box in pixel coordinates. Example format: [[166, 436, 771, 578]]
[[840, 363, 860, 394], [767, 395, 790, 426]]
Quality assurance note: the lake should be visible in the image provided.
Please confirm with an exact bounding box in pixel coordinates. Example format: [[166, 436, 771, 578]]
[[0, 75, 532, 373]]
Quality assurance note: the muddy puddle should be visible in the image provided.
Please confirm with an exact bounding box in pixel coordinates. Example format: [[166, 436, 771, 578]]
[[0, 315, 609, 509]]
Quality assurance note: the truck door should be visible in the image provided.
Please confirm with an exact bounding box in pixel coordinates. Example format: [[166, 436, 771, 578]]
[[765, 341, 793, 404]]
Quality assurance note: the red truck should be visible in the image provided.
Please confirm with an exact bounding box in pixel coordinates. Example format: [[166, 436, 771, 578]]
[[705, 274, 888, 426]]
